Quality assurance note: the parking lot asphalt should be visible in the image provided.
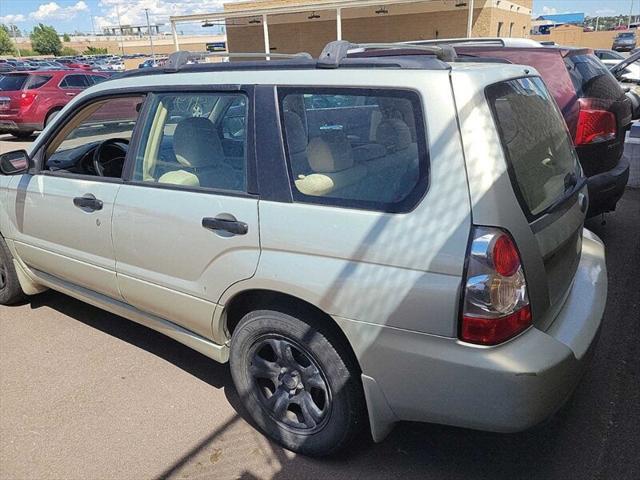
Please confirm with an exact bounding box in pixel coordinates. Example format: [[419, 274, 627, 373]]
[[0, 134, 639, 479]]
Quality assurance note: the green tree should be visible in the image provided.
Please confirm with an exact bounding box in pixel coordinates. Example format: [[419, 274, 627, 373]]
[[63, 33, 71, 42], [30, 23, 63, 56], [83, 46, 107, 55], [0, 26, 17, 55], [60, 46, 77, 56]]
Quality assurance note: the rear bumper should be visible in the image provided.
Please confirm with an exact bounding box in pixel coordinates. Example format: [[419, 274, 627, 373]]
[[340, 229, 607, 441], [587, 157, 630, 216], [0, 116, 41, 133]]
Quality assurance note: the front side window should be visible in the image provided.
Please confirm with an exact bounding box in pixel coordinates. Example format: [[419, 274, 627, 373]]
[[279, 88, 428, 212], [44, 96, 144, 178], [132, 92, 248, 192], [487, 77, 581, 218]]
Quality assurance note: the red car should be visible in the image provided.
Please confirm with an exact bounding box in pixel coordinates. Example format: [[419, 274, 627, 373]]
[[0, 70, 109, 138]]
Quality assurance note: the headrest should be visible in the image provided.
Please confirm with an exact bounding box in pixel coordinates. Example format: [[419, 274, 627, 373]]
[[378, 97, 405, 120], [284, 111, 308, 154], [376, 118, 412, 152], [173, 117, 223, 168], [307, 131, 354, 173]]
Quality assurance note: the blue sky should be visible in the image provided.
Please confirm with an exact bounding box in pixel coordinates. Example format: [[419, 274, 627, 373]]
[[0, 0, 638, 34]]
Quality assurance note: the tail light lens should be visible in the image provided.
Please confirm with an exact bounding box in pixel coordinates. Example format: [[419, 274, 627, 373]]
[[574, 98, 616, 145], [19, 92, 37, 109], [460, 227, 532, 345]]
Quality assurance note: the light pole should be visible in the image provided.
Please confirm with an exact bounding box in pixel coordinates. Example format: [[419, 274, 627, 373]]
[[144, 8, 156, 63], [10, 25, 20, 57], [116, 4, 125, 56], [629, 0, 635, 28]]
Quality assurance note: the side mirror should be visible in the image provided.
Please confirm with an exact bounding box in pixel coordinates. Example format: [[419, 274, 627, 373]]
[[0, 150, 30, 175]]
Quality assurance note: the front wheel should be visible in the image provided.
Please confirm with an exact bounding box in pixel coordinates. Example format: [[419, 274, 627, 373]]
[[0, 236, 25, 305], [12, 131, 34, 139], [230, 309, 366, 456]]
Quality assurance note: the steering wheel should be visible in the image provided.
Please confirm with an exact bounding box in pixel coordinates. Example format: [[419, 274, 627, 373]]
[[92, 138, 129, 177]]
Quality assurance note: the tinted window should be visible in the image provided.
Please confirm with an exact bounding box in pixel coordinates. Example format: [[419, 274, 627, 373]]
[[88, 75, 107, 85], [487, 77, 581, 218], [133, 92, 247, 192], [27, 75, 52, 89], [564, 54, 622, 99], [280, 88, 428, 213], [0, 74, 28, 91], [60, 74, 89, 89]]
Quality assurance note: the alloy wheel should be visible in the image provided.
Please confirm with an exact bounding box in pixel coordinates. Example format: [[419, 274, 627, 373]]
[[248, 336, 331, 433]]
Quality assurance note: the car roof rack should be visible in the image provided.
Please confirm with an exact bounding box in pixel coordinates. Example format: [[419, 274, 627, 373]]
[[318, 40, 456, 68], [407, 37, 544, 49], [163, 50, 313, 72]]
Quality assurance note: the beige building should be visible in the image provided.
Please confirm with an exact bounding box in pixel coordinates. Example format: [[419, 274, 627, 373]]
[[218, 0, 533, 56]]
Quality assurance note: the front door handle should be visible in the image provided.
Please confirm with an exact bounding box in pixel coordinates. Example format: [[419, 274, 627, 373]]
[[202, 216, 248, 235], [73, 193, 103, 212], [66, 92, 76, 96]]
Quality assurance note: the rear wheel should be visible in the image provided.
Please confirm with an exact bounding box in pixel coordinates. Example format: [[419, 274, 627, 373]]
[[0, 236, 25, 305], [230, 309, 366, 456]]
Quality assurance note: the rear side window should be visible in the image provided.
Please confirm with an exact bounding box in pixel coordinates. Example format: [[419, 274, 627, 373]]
[[0, 74, 28, 91], [60, 74, 89, 89], [27, 75, 52, 89], [279, 88, 428, 213], [487, 77, 581, 219], [563, 54, 620, 98]]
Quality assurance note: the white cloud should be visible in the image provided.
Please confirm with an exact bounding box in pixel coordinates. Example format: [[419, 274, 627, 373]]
[[542, 6, 558, 15], [29, 1, 89, 21], [0, 14, 27, 23], [595, 8, 616, 16], [93, 0, 232, 30]]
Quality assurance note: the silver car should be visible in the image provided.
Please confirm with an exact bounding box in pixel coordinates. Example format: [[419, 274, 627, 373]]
[[0, 42, 606, 456]]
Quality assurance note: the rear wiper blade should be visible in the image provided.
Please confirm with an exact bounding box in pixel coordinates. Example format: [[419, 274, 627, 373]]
[[547, 175, 587, 214]]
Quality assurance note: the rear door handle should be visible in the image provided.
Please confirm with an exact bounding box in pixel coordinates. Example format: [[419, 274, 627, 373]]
[[202, 216, 248, 235], [73, 193, 103, 212]]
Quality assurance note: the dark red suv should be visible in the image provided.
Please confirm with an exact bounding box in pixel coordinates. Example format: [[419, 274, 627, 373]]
[[0, 70, 109, 138], [409, 39, 633, 217]]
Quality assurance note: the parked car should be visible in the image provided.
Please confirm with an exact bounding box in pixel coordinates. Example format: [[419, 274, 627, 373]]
[[408, 38, 633, 217], [138, 58, 166, 68], [613, 31, 637, 51], [0, 70, 109, 138], [0, 42, 606, 457], [598, 49, 640, 83]]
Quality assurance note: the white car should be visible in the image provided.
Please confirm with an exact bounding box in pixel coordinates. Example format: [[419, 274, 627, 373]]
[[596, 49, 640, 83]]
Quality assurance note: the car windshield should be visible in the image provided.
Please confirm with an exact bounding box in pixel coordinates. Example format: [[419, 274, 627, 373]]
[[618, 32, 635, 38], [0, 74, 28, 91]]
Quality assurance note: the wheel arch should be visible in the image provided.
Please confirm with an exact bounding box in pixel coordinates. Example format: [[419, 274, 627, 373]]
[[222, 288, 362, 375]]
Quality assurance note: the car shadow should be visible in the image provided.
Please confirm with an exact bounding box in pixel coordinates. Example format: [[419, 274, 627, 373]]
[[22, 289, 581, 480]]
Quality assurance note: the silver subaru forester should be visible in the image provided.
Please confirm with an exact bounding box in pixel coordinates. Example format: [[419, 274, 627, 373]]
[[0, 42, 606, 456]]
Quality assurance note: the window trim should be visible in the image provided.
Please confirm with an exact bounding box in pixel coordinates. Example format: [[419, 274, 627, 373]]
[[484, 75, 582, 223], [122, 86, 257, 198], [277, 85, 430, 214]]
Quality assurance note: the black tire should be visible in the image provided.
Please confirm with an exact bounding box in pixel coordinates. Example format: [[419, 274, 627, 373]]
[[0, 235, 26, 305], [230, 309, 366, 456], [12, 131, 34, 139]]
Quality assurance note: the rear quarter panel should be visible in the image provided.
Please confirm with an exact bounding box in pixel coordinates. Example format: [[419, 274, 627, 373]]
[[221, 70, 472, 338]]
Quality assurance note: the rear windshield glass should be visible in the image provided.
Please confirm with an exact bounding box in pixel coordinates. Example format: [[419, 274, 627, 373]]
[[0, 74, 28, 91], [486, 77, 581, 218], [564, 54, 619, 98]]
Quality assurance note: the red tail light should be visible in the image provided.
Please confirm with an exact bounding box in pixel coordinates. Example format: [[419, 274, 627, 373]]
[[460, 227, 532, 345], [19, 92, 37, 109], [574, 98, 616, 145]]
